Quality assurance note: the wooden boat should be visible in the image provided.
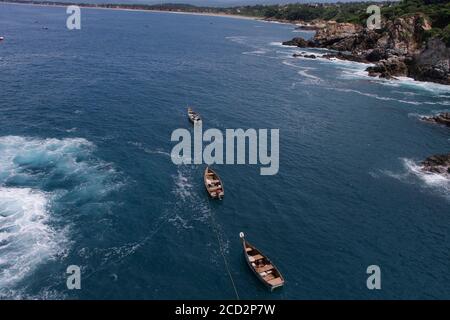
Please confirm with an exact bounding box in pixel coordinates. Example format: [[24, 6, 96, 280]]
[[240, 232, 284, 291], [204, 166, 224, 199], [187, 107, 201, 124]]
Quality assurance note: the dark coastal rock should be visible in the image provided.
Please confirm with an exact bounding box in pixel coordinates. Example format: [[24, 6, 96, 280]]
[[421, 153, 450, 175], [408, 38, 450, 85], [282, 14, 449, 85], [421, 112, 450, 127], [293, 53, 316, 59], [365, 48, 388, 62], [282, 37, 314, 47], [313, 22, 363, 47], [322, 52, 367, 63], [366, 56, 408, 79], [296, 25, 321, 31]]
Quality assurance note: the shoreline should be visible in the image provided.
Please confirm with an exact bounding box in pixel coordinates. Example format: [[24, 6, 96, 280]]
[[0, 1, 264, 21]]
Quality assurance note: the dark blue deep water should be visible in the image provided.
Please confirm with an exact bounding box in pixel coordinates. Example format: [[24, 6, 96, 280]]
[[0, 3, 449, 299]]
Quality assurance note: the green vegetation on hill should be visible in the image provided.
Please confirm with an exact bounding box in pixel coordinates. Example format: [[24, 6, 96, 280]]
[[383, 0, 450, 45], [232, 2, 373, 24], [232, 0, 449, 46]]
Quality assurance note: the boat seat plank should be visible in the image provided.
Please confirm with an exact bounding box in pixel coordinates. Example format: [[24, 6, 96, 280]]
[[248, 254, 263, 262], [267, 277, 283, 286], [256, 264, 273, 273], [251, 254, 264, 261], [263, 274, 275, 281], [245, 247, 253, 252]]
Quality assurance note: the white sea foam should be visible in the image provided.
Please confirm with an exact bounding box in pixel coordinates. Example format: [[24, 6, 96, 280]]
[[273, 40, 450, 99], [0, 136, 95, 184], [281, 59, 299, 69], [269, 41, 284, 47], [242, 49, 268, 56], [0, 136, 121, 200], [0, 187, 64, 288], [329, 88, 422, 105], [168, 214, 193, 230], [292, 50, 329, 59], [326, 58, 373, 69], [127, 141, 172, 158], [170, 167, 211, 226], [225, 36, 248, 45], [333, 78, 449, 106], [282, 59, 322, 83], [409, 108, 450, 121], [339, 67, 373, 80], [297, 69, 321, 82], [172, 170, 193, 201], [393, 90, 419, 96], [337, 64, 450, 97], [404, 158, 450, 198], [384, 158, 450, 200], [0, 135, 119, 294], [382, 76, 450, 95]]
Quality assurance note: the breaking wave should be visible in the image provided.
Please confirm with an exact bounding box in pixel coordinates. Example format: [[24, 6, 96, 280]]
[[403, 159, 449, 196], [0, 135, 121, 294], [0, 187, 64, 288], [384, 158, 450, 200], [381, 76, 450, 95]]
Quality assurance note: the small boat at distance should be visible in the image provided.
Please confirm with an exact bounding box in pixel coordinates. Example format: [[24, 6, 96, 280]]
[[187, 107, 201, 124], [240, 232, 284, 291], [204, 166, 224, 199], [0, 37, 4, 41]]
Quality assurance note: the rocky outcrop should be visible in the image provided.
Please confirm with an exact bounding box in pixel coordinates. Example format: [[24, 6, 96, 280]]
[[293, 52, 317, 59], [313, 21, 364, 49], [408, 38, 450, 85], [421, 112, 450, 127], [366, 56, 409, 79], [282, 14, 449, 85], [322, 52, 368, 63], [282, 37, 315, 47], [421, 153, 450, 175]]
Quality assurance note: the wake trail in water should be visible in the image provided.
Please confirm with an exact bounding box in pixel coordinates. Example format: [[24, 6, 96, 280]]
[[167, 166, 240, 298], [0, 135, 120, 298], [80, 209, 172, 282], [80, 164, 239, 300], [0, 187, 63, 289]]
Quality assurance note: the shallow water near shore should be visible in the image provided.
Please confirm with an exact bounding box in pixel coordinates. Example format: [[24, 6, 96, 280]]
[[0, 3, 449, 299]]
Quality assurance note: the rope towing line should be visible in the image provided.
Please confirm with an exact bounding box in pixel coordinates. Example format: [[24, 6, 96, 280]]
[[207, 201, 240, 300]]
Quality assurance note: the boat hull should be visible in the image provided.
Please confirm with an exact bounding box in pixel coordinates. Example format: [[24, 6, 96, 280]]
[[204, 167, 224, 200], [187, 107, 201, 124], [241, 238, 284, 291]]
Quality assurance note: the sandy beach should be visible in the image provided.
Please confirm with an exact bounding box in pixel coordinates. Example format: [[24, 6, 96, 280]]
[[1, 1, 262, 21]]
